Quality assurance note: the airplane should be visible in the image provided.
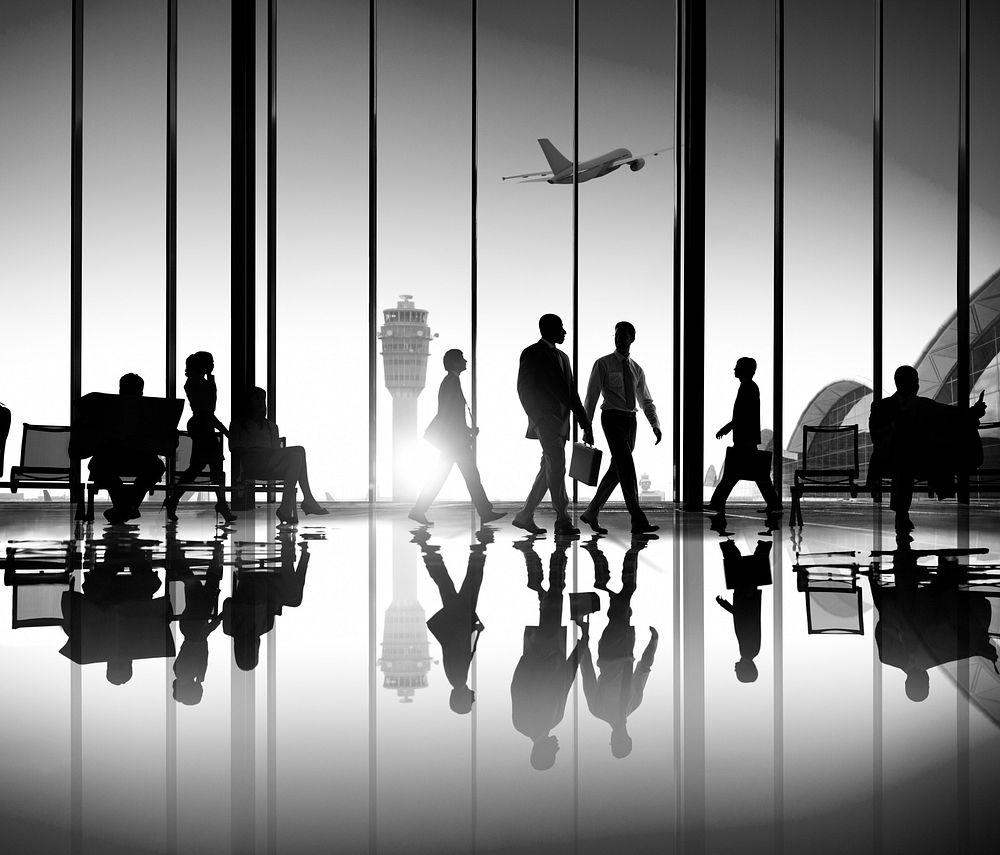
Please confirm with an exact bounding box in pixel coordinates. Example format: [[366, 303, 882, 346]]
[[502, 138, 671, 184]]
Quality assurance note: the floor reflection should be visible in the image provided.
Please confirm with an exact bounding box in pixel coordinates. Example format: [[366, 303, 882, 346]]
[[1, 501, 999, 853]]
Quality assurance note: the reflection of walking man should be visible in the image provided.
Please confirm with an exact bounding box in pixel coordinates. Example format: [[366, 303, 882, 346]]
[[514, 314, 594, 536], [580, 321, 660, 536], [706, 357, 781, 514]]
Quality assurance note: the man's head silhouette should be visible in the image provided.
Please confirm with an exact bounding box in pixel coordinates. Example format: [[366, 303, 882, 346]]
[[119, 373, 144, 396], [530, 734, 559, 770], [538, 314, 566, 345], [443, 349, 466, 372], [734, 357, 756, 380], [449, 685, 475, 715], [905, 669, 930, 702], [893, 365, 920, 397]]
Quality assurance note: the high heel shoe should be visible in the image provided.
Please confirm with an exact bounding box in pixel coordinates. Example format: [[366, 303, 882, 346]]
[[162, 494, 179, 523], [214, 501, 238, 524], [300, 499, 329, 516], [275, 506, 299, 526]]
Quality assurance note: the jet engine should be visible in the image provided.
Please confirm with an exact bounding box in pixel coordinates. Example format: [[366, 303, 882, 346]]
[[629, 158, 645, 172]]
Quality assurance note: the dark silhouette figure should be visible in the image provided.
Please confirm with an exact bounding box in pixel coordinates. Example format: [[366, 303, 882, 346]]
[[870, 548, 998, 701], [510, 535, 584, 770], [706, 357, 781, 515], [715, 539, 772, 683], [579, 537, 658, 758], [409, 349, 505, 527], [167, 537, 224, 705], [73, 373, 179, 525], [514, 314, 594, 536], [0, 399, 10, 478], [867, 364, 986, 533], [581, 321, 661, 537], [229, 387, 328, 525], [166, 352, 236, 524], [222, 533, 309, 671], [59, 529, 174, 684], [412, 525, 494, 714]]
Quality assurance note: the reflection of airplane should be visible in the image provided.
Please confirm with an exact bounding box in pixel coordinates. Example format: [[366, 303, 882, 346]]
[[502, 138, 670, 184]]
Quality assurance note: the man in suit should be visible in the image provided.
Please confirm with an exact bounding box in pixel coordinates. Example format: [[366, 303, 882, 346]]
[[705, 357, 781, 515], [515, 314, 594, 536], [580, 321, 661, 536], [867, 364, 986, 532]]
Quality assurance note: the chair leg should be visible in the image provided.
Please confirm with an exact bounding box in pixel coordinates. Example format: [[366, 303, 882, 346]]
[[87, 485, 95, 523]]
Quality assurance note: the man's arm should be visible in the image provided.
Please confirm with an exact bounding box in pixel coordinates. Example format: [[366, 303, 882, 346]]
[[584, 360, 603, 425], [635, 364, 661, 443]]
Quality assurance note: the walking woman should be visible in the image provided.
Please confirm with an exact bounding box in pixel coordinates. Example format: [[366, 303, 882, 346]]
[[166, 351, 236, 523]]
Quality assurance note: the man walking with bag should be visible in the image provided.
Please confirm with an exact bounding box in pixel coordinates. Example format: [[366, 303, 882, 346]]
[[514, 314, 594, 536], [705, 356, 782, 515], [579, 321, 661, 536]]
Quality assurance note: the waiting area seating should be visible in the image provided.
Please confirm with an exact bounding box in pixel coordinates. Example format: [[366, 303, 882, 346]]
[[4, 424, 85, 517], [790, 425, 861, 527]]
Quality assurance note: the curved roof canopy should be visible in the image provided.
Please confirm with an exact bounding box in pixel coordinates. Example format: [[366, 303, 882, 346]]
[[788, 380, 872, 454]]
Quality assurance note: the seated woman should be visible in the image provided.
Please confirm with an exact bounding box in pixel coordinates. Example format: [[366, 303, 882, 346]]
[[229, 387, 328, 524]]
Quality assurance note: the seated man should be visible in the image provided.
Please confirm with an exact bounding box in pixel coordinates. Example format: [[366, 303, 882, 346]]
[[867, 365, 985, 532], [74, 373, 174, 524]]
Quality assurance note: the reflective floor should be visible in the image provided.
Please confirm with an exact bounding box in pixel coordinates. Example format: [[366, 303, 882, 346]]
[[1, 499, 999, 855]]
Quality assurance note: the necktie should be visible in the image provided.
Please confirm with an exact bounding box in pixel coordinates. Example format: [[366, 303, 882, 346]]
[[622, 358, 636, 410]]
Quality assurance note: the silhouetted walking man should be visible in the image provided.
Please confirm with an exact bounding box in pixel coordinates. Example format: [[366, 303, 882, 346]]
[[414, 526, 492, 714], [580, 321, 660, 536], [867, 364, 986, 532], [715, 539, 771, 683], [579, 537, 658, 758], [510, 536, 584, 770], [515, 314, 594, 536], [706, 357, 781, 515], [410, 349, 505, 526]]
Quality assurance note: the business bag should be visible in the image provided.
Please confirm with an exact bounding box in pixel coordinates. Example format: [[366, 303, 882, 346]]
[[723, 446, 772, 481], [569, 442, 603, 486]]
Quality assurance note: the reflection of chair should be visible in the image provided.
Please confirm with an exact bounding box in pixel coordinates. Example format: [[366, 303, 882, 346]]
[[790, 425, 860, 527], [8, 424, 85, 516], [795, 565, 864, 635], [4, 543, 80, 628]]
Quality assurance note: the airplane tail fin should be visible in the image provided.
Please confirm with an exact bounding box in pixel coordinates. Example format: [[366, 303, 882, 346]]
[[537, 139, 573, 175]]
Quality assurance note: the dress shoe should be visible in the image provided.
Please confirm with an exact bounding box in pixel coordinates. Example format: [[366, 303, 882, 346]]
[[301, 499, 329, 516], [579, 512, 607, 534], [408, 509, 432, 526], [759, 505, 784, 515], [479, 509, 506, 524], [103, 507, 129, 525], [631, 523, 659, 535], [512, 517, 546, 535], [215, 502, 238, 523], [163, 494, 179, 522], [553, 521, 580, 536]]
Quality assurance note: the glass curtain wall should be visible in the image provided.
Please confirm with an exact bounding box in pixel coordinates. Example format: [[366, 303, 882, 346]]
[[80, 0, 166, 398], [477, 0, 575, 504], [272, 0, 369, 501], [577, 0, 675, 506], [702, 0, 774, 503], [0, 0, 72, 475]]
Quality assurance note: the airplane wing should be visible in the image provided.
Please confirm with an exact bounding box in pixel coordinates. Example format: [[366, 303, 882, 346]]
[[609, 146, 673, 168], [501, 169, 554, 182]]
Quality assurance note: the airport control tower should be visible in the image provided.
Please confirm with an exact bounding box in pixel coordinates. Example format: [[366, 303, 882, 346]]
[[378, 295, 437, 500]]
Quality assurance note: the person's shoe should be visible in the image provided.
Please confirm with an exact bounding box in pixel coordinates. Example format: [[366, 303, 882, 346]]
[[104, 507, 129, 525], [631, 523, 659, 535], [512, 516, 546, 535], [125, 507, 142, 521], [579, 512, 607, 534], [276, 507, 299, 526], [479, 509, 507, 524], [703, 503, 725, 513], [553, 520, 580, 536], [163, 494, 179, 523], [760, 505, 784, 515], [408, 509, 432, 526], [215, 502, 238, 523], [301, 499, 329, 516]]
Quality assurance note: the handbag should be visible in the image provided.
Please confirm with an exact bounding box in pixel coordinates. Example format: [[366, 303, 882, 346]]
[[569, 442, 603, 486], [423, 404, 476, 452], [723, 446, 772, 481]]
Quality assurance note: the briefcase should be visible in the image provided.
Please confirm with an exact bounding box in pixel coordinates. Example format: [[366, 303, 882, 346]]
[[723, 446, 771, 481], [569, 442, 602, 486]]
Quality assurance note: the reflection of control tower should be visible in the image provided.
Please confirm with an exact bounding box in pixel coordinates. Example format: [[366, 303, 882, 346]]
[[377, 520, 434, 703], [378, 295, 438, 501]]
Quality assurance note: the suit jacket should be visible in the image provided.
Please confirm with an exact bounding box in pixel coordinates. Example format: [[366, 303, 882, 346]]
[[730, 380, 762, 447], [424, 373, 472, 453], [517, 340, 588, 441]]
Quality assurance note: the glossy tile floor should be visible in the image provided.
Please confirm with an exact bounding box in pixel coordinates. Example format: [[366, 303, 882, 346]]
[[1, 499, 999, 855]]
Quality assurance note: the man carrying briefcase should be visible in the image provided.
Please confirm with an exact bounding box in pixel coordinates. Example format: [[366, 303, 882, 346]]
[[579, 321, 661, 537]]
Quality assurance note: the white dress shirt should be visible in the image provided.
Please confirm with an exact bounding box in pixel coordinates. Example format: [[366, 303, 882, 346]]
[[585, 351, 659, 430]]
